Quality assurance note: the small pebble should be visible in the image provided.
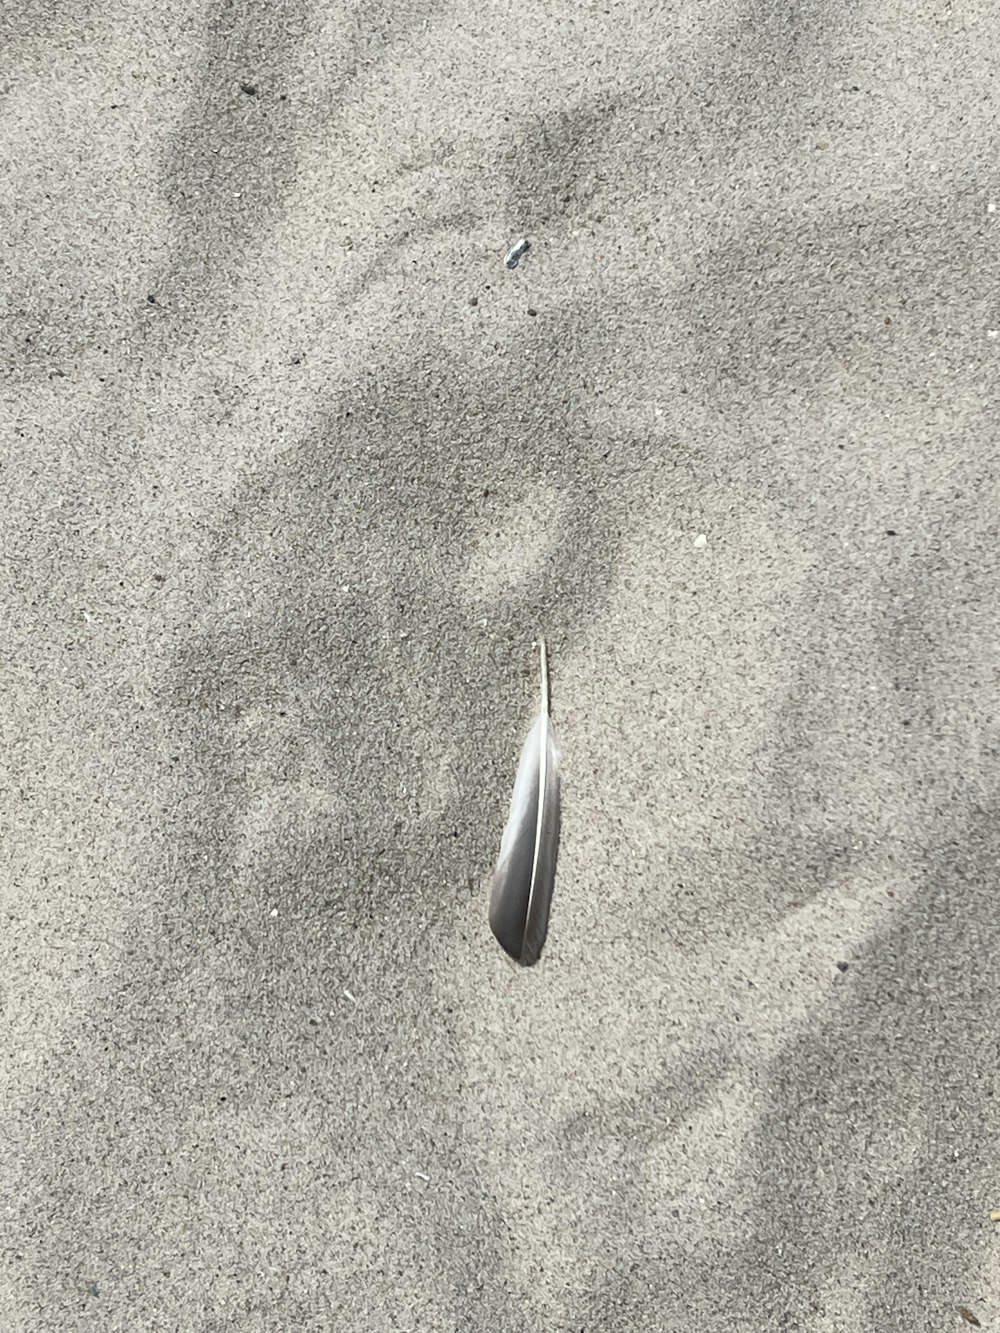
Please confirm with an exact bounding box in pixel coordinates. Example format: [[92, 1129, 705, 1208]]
[[527, 307, 538, 317], [504, 238, 530, 269], [836, 960, 849, 973], [240, 82, 258, 96], [693, 533, 707, 549]]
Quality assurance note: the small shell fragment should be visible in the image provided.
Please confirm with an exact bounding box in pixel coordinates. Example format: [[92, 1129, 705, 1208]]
[[504, 238, 530, 269]]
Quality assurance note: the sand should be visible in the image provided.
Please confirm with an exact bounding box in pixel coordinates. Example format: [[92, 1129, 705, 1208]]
[[3, 1, 1000, 1328]]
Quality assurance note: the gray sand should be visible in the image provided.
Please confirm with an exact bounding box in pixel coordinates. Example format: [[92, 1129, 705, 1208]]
[[3, 1, 1000, 1329]]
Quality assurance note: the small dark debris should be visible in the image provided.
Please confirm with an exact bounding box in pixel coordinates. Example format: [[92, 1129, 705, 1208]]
[[87, 1282, 99, 1297], [959, 1309, 981, 1328], [527, 307, 538, 317], [836, 960, 849, 973], [152, 573, 166, 584], [886, 528, 897, 536], [884, 316, 892, 325], [48, 369, 66, 379], [147, 294, 157, 304], [469, 295, 478, 307], [290, 354, 302, 365], [240, 82, 258, 96], [279, 93, 288, 101]]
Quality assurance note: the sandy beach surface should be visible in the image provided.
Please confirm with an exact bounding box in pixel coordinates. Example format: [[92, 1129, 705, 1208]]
[[3, 1, 1000, 1329]]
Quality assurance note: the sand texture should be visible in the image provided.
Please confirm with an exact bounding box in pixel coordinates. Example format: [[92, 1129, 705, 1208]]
[[3, 1, 1000, 1328]]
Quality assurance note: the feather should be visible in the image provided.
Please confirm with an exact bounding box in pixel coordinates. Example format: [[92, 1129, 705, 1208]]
[[488, 639, 562, 966]]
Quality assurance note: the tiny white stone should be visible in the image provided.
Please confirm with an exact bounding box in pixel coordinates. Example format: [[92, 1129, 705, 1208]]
[[270, 907, 279, 917], [693, 533, 708, 549]]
